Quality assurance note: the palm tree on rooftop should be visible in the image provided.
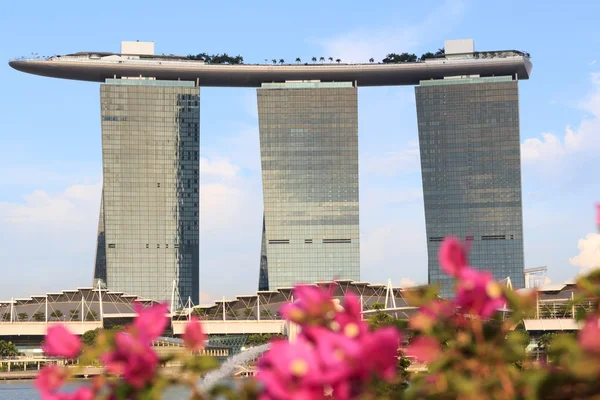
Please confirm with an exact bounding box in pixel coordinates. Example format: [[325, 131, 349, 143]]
[[336, 58, 341, 63], [328, 57, 334, 63], [311, 57, 317, 63], [369, 57, 374, 63], [319, 56, 325, 63], [272, 59, 277, 64], [295, 57, 301, 64], [279, 58, 285, 64]]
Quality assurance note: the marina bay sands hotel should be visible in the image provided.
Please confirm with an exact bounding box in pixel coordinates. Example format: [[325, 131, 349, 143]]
[[9, 39, 532, 301]]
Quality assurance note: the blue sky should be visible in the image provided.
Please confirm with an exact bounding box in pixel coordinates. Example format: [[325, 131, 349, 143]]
[[1, 0, 599, 303]]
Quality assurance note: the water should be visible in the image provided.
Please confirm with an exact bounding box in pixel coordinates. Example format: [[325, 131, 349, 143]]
[[0, 345, 270, 399], [201, 344, 270, 390], [0, 381, 191, 399]]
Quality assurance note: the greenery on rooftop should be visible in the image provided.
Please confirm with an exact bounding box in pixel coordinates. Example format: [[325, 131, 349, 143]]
[[186, 53, 243, 64]]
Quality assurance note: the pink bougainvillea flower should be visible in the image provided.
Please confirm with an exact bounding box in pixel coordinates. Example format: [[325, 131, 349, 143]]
[[183, 315, 205, 352], [596, 203, 600, 228], [439, 236, 469, 277], [64, 387, 94, 400], [280, 284, 336, 324], [455, 268, 505, 318], [410, 301, 453, 332], [304, 326, 362, 384], [43, 325, 82, 358], [406, 336, 442, 363], [579, 316, 600, 354], [332, 292, 369, 338], [101, 332, 158, 389], [133, 302, 169, 343], [362, 327, 401, 381], [257, 336, 325, 400], [35, 365, 68, 396]]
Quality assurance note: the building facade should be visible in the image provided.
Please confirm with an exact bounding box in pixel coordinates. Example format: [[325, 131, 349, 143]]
[[415, 76, 525, 297], [257, 82, 360, 290], [94, 79, 199, 303]]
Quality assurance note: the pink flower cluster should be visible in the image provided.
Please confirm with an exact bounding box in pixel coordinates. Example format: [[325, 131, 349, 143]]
[[439, 237, 505, 318], [257, 285, 401, 400], [404, 237, 507, 364], [36, 303, 205, 399]]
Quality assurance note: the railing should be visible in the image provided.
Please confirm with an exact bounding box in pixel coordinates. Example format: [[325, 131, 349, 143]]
[[9, 50, 530, 66]]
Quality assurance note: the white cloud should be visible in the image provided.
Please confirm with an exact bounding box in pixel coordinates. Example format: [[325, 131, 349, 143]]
[[315, 0, 466, 62], [200, 183, 245, 232], [0, 182, 101, 226], [0, 182, 102, 298], [521, 132, 566, 162], [364, 144, 420, 176], [399, 278, 417, 288], [589, 60, 597, 66], [522, 72, 600, 164], [200, 157, 239, 179], [569, 233, 600, 271]]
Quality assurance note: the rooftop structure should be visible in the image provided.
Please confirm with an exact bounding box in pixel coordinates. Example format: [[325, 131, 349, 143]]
[[9, 41, 531, 87]]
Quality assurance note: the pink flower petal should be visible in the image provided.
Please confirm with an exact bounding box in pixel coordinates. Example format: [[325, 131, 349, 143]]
[[43, 325, 82, 358], [580, 317, 600, 353], [35, 365, 68, 395], [134, 302, 169, 343], [439, 237, 469, 277], [101, 332, 158, 389], [183, 315, 205, 351], [406, 336, 442, 363]]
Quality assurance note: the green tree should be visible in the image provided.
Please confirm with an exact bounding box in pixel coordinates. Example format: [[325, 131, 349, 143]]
[[243, 308, 253, 319], [319, 56, 325, 63], [1, 313, 10, 322], [271, 59, 277, 64], [17, 312, 28, 321], [328, 57, 333, 62], [369, 57, 375, 63], [85, 310, 98, 321], [50, 310, 63, 321], [261, 309, 273, 319], [246, 333, 285, 347], [81, 328, 102, 346], [279, 59, 284, 64], [295, 57, 301, 63], [69, 309, 79, 321], [374, 355, 410, 396], [420, 51, 435, 61], [0, 340, 20, 357], [82, 325, 124, 346], [335, 58, 341, 63], [435, 47, 445, 55], [311, 57, 317, 63], [193, 308, 207, 318], [32, 312, 45, 322]]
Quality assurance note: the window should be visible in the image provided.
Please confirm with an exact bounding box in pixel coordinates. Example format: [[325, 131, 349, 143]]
[[108, 244, 116, 248], [323, 239, 351, 244], [268, 240, 290, 245]]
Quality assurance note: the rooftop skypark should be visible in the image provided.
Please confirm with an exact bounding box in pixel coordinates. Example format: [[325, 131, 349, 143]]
[[9, 40, 531, 87]]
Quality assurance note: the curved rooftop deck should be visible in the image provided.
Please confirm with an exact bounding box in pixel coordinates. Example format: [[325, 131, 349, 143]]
[[9, 51, 532, 87]]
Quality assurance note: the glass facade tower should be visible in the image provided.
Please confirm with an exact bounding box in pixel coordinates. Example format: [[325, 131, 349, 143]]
[[93, 79, 199, 303], [257, 82, 360, 290], [415, 76, 525, 297]]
